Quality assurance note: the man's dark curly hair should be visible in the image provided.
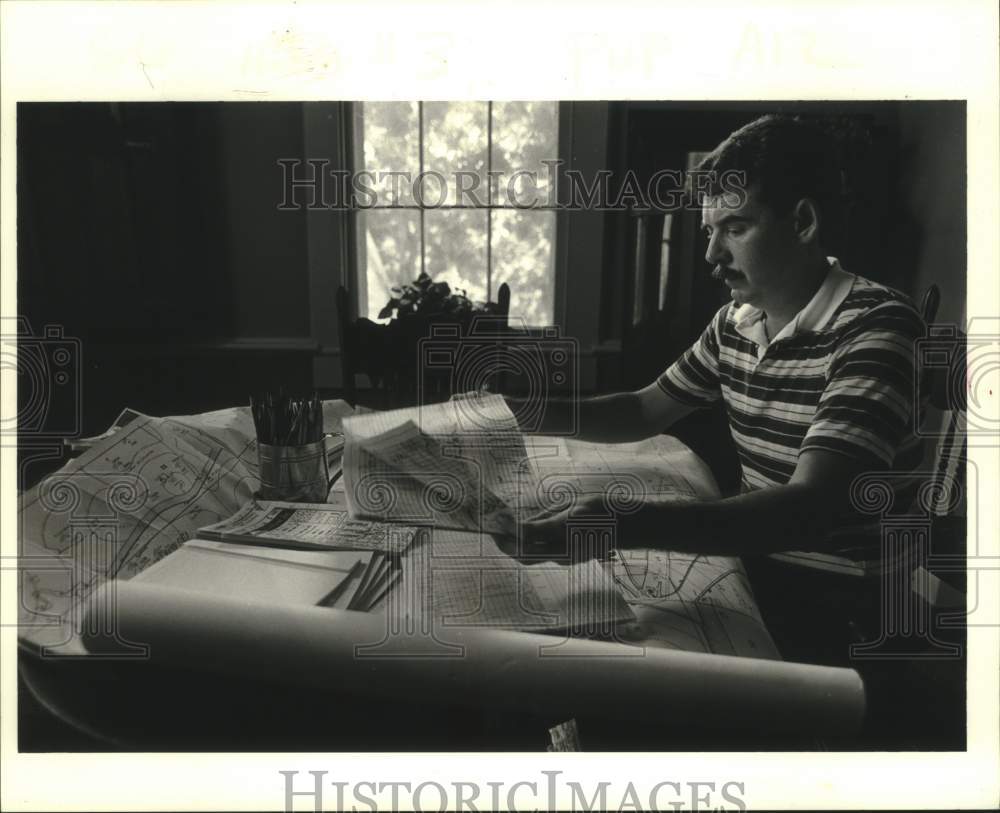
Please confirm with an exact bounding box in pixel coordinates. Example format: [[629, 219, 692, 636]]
[[697, 114, 849, 245]]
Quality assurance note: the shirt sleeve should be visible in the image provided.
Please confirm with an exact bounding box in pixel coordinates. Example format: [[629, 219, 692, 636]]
[[801, 301, 925, 466], [655, 304, 728, 407]]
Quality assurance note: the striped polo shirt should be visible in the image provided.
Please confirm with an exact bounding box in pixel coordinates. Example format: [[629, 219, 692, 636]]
[[658, 259, 926, 493]]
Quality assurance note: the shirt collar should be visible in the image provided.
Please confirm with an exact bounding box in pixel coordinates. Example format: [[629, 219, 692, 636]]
[[733, 257, 855, 348]]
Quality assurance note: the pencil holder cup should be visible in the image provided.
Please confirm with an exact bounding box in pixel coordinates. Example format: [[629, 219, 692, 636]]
[[256, 440, 330, 503]]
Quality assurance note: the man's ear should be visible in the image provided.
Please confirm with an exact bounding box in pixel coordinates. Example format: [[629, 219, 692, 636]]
[[792, 198, 821, 244]]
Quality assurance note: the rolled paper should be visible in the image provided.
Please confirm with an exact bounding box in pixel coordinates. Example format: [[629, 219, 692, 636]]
[[83, 581, 866, 737]]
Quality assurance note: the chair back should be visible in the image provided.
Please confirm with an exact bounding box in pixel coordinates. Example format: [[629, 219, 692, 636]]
[[920, 283, 940, 324], [497, 282, 511, 325]]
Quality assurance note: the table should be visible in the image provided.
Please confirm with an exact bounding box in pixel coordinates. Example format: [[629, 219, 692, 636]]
[[17, 404, 870, 751]]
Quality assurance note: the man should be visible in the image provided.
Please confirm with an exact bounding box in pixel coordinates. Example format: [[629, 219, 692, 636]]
[[513, 114, 925, 559]]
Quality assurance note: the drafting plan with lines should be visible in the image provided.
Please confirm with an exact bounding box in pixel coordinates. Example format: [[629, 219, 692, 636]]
[[342, 395, 530, 534], [523, 434, 778, 658], [18, 396, 777, 660], [394, 529, 636, 633], [343, 403, 778, 657], [16, 402, 355, 654]]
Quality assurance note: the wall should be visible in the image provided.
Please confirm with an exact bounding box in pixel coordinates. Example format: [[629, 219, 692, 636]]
[[896, 103, 967, 327], [559, 102, 612, 392], [218, 103, 311, 338], [16, 102, 316, 437]]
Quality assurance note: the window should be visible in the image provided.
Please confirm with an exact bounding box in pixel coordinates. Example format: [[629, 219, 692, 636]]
[[353, 102, 558, 327]]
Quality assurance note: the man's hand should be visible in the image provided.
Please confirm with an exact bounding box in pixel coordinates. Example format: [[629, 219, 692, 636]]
[[450, 384, 492, 402], [515, 448, 869, 559], [516, 493, 615, 563]]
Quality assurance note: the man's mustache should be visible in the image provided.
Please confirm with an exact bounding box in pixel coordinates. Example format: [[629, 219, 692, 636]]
[[711, 265, 734, 280]]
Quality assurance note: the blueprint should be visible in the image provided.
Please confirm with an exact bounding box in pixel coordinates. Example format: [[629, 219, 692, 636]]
[[342, 395, 530, 534], [18, 401, 777, 661], [396, 529, 635, 632], [522, 435, 780, 658], [611, 549, 778, 658], [16, 401, 354, 654]]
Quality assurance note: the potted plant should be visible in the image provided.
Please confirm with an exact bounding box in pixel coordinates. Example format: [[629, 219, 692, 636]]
[[378, 272, 503, 327], [351, 273, 504, 405]]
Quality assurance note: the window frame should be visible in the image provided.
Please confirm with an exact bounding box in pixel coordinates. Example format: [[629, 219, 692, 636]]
[[348, 101, 566, 328]]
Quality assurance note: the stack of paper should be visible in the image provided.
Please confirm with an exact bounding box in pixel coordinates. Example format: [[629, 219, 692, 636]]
[[133, 538, 400, 613], [192, 499, 415, 611], [196, 499, 417, 554], [341, 395, 532, 535], [134, 540, 370, 607], [340, 397, 718, 534]]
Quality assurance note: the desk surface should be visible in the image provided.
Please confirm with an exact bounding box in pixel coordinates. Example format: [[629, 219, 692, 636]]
[[16, 404, 936, 751]]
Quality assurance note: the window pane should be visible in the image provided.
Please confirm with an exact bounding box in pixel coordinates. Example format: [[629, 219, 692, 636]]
[[424, 209, 488, 301], [491, 210, 555, 326], [356, 209, 421, 320], [491, 102, 559, 207], [358, 101, 419, 206], [423, 102, 488, 206]]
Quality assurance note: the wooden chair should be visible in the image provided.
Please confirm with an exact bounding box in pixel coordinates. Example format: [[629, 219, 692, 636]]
[[920, 283, 940, 325], [485, 282, 512, 394], [336, 284, 402, 408], [751, 283, 967, 664], [497, 282, 511, 324]]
